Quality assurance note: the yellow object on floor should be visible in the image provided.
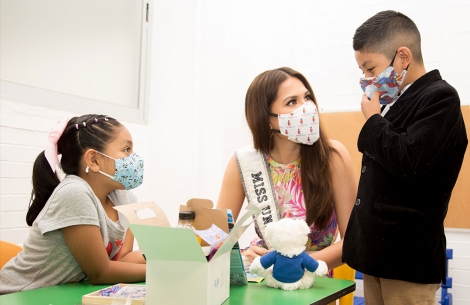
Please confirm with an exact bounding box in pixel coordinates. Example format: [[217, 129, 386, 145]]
[[333, 263, 356, 305]]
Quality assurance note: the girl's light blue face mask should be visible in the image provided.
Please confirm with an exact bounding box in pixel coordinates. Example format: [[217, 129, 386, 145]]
[[359, 51, 408, 105], [96, 151, 144, 190]]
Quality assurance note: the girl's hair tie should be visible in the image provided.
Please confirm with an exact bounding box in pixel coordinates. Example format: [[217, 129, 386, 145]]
[[45, 117, 69, 172], [82, 122, 86, 127], [104, 117, 109, 122], [75, 124, 79, 130], [94, 118, 98, 123]]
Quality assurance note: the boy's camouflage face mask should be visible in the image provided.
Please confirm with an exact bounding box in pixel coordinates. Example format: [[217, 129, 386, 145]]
[[359, 51, 408, 105]]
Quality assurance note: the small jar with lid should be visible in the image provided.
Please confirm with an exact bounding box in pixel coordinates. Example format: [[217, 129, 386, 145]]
[[177, 211, 202, 244], [177, 211, 196, 229]]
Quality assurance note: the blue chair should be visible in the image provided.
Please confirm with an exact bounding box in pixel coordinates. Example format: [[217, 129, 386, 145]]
[[439, 249, 453, 305], [353, 271, 364, 305]]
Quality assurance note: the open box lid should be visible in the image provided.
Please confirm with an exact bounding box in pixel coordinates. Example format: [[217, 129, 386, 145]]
[[115, 201, 261, 263]]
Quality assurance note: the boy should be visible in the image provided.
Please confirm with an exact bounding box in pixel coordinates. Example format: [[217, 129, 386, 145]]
[[343, 10, 467, 305]]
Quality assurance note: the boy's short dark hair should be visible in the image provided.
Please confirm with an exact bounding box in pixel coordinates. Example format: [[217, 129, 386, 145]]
[[353, 10, 423, 64]]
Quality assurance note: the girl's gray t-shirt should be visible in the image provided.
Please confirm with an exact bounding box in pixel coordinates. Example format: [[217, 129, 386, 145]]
[[0, 175, 137, 294]]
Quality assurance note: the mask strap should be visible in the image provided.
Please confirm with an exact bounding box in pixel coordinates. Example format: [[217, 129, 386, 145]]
[[389, 50, 398, 66], [269, 113, 280, 132], [99, 170, 114, 179], [95, 151, 115, 160], [95, 150, 116, 178], [390, 50, 410, 71]]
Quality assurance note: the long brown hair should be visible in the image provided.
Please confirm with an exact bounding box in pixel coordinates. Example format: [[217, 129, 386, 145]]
[[245, 67, 337, 229]]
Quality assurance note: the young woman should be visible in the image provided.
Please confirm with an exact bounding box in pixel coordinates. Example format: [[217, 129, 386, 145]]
[[0, 114, 145, 294], [217, 67, 357, 270]]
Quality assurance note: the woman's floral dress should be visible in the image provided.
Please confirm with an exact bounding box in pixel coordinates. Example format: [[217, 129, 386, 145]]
[[249, 155, 337, 252]]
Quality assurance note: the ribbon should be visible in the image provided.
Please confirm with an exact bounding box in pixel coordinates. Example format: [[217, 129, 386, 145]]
[[44, 118, 69, 172]]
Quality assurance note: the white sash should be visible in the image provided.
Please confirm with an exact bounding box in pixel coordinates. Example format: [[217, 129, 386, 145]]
[[235, 145, 281, 248]]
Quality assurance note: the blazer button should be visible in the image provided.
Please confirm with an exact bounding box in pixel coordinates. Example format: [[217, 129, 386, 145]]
[[361, 166, 366, 173], [355, 199, 361, 206]]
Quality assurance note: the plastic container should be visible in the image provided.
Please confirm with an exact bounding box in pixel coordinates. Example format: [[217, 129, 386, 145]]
[[177, 211, 202, 244], [177, 211, 197, 229], [226, 209, 234, 230]]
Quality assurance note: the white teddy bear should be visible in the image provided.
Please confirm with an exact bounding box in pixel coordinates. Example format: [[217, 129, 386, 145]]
[[249, 218, 328, 290]]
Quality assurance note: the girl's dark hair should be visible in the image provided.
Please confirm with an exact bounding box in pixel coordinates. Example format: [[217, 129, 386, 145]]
[[26, 114, 121, 226], [245, 67, 338, 229]]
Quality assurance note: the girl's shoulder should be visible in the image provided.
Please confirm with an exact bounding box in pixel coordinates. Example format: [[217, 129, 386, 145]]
[[54, 175, 93, 196]]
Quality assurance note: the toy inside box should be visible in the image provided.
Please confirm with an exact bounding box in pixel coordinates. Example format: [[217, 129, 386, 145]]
[[82, 284, 145, 305], [114, 199, 260, 305]]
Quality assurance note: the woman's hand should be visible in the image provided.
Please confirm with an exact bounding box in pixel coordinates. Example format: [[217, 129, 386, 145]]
[[241, 246, 270, 262]]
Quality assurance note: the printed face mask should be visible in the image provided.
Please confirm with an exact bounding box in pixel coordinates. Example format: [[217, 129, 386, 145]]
[[96, 151, 144, 190], [270, 101, 320, 145], [359, 51, 408, 105]]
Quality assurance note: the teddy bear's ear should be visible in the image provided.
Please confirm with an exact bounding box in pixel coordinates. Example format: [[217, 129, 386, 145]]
[[296, 219, 311, 235], [264, 221, 277, 239]]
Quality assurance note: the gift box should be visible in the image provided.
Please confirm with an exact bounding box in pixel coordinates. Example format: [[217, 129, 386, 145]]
[[115, 200, 260, 305], [82, 284, 145, 305]]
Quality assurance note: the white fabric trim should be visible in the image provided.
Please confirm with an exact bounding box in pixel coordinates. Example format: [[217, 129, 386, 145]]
[[235, 145, 281, 248], [381, 83, 413, 117]]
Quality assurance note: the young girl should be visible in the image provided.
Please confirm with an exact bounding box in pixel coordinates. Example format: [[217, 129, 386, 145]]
[[217, 67, 357, 270], [0, 114, 145, 294]]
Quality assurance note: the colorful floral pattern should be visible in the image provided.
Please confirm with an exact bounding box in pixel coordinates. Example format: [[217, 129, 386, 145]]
[[251, 155, 337, 251]]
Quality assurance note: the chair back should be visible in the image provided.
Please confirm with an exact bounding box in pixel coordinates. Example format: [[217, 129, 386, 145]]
[[333, 263, 356, 305], [0, 240, 22, 269]]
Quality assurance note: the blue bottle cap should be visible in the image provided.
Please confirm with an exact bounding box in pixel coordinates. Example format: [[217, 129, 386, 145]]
[[226, 209, 234, 224]]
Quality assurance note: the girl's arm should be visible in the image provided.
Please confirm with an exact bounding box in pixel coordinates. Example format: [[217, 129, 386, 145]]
[[310, 140, 357, 270], [216, 155, 246, 221], [62, 225, 145, 284], [115, 229, 146, 264]]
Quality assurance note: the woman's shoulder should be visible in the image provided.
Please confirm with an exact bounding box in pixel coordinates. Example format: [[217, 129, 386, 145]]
[[328, 139, 350, 157], [326, 139, 355, 171]]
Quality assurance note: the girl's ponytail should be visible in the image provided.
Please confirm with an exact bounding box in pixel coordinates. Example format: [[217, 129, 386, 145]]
[[26, 151, 60, 226]]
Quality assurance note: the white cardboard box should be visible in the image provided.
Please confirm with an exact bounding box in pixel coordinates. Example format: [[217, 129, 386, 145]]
[[115, 200, 260, 305]]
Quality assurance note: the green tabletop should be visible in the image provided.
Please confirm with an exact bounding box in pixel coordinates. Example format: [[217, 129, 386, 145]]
[[0, 277, 355, 305]]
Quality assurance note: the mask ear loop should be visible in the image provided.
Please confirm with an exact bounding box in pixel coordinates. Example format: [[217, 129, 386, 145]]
[[389, 50, 399, 67], [269, 113, 281, 133], [94, 151, 116, 179], [391, 50, 410, 71]]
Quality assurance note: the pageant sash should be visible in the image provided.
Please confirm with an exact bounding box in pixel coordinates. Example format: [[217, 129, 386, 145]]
[[235, 145, 281, 248]]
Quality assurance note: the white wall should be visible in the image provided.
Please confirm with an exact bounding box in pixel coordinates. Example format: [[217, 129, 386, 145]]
[[1, 0, 469, 303]]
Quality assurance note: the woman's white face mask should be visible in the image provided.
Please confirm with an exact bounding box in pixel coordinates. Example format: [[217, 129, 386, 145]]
[[270, 101, 320, 145]]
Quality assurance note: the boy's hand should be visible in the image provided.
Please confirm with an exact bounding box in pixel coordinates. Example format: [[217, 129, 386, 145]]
[[361, 91, 381, 120]]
